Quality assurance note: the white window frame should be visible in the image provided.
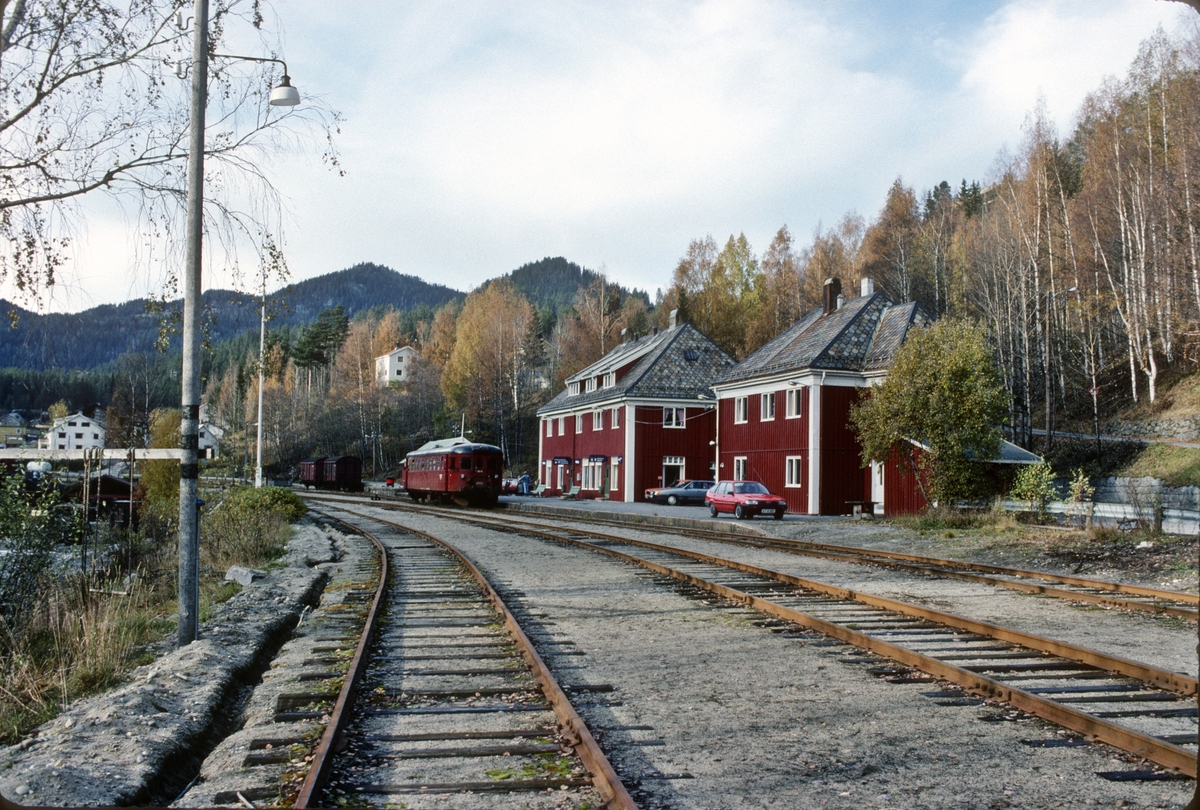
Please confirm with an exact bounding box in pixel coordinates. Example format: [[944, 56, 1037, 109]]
[[568, 382, 580, 396], [546, 419, 553, 438], [586, 378, 597, 392], [786, 388, 803, 419], [611, 459, 620, 489], [603, 372, 615, 388], [575, 414, 583, 434], [786, 456, 804, 487], [663, 407, 685, 428], [611, 407, 620, 429], [593, 410, 602, 430], [733, 456, 748, 480], [761, 392, 775, 421], [734, 396, 748, 424], [558, 417, 566, 436]]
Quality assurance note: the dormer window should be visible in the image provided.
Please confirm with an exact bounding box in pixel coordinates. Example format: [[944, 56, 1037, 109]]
[[585, 378, 597, 393], [603, 373, 615, 388], [568, 382, 580, 396]]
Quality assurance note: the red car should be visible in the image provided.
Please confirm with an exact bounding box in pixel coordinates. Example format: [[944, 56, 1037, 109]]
[[705, 480, 787, 520]]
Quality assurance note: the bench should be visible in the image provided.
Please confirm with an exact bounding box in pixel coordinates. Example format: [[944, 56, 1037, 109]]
[[560, 484, 580, 500], [531, 483, 548, 497], [845, 500, 876, 519]]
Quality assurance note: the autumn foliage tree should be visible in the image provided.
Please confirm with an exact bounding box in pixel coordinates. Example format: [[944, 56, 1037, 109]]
[[850, 320, 1009, 507]]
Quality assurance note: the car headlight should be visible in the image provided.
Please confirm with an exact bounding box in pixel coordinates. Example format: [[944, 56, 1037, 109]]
[[780, 502, 787, 509], [747, 499, 760, 505]]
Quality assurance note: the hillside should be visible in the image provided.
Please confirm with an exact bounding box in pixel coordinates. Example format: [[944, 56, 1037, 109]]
[[0, 263, 464, 371], [488, 256, 651, 314]]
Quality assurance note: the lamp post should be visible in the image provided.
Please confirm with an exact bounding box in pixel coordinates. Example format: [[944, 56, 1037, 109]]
[[177, 0, 300, 646], [1042, 285, 1077, 456], [255, 295, 265, 489]]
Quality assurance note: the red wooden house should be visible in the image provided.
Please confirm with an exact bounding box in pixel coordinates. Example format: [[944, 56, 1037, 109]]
[[712, 278, 932, 516], [537, 312, 735, 500]]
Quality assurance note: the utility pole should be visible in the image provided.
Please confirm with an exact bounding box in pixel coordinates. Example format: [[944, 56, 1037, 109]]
[[177, 0, 208, 647]]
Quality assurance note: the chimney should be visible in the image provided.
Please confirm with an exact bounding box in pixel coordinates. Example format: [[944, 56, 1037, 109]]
[[651, 326, 659, 336], [621, 327, 629, 343], [861, 277, 874, 297], [823, 277, 842, 315], [836, 294, 844, 310], [669, 309, 679, 329]]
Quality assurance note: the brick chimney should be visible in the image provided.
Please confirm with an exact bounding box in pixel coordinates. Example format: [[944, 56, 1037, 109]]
[[823, 278, 842, 315], [669, 309, 679, 329], [860, 277, 874, 297]]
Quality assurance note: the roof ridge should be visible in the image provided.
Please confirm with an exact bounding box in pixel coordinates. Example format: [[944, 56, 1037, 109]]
[[808, 293, 888, 369], [620, 322, 692, 393]]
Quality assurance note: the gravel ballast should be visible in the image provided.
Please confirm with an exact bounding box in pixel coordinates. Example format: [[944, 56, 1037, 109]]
[[360, 505, 1195, 810]]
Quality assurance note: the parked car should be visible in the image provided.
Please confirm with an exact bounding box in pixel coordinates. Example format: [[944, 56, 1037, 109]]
[[644, 479, 716, 506], [705, 480, 787, 520], [501, 478, 518, 494]]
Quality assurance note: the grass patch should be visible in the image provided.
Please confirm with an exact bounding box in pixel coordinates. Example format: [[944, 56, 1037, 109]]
[[0, 484, 302, 745], [1116, 442, 1200, 488], [888, 504, 1021, 533]]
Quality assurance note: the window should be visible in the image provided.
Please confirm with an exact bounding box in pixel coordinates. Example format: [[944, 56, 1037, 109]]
[[68, 421, 76, 426], [586, 378, 597, 392], [75, 433, 83, 439], [611, 407, 620, 429], [786, 388, 803, 418], [81, 422, 90, 427], [786, 456, 804, 487], [603, 372, 615, 388], [663, 407, 685, 428], [611, 459, 620, 490], [92, 433, 98, 440], [568, 382, 580, 396], [761, 392, 776, 421], [58, 432, 65, 438], [546, 420, 553, 438], [559, 417, 566, 436], [575, 414, 583, 434], [734, 397, 748, 424], [593, 410, 602, 430], [733, 457, 748, 480]]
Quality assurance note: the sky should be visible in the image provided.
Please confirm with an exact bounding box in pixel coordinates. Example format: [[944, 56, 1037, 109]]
[[29, 0, 1198, 312]]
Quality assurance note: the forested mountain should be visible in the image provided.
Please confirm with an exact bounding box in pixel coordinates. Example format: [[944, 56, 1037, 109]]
[[488, 256, 650, 314], [0, 263, 463, 371]]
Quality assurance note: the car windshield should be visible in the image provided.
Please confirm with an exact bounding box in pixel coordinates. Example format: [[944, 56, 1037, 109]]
[[734, 482, 769, 494]]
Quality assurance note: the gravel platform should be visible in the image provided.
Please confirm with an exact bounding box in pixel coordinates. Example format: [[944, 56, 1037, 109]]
[[0, 521, 339, 807], [361, 506, 1195, 810]]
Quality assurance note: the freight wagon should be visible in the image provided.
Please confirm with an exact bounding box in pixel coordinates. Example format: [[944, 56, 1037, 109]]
[[401, 438, 503, 506], [299, 455, 364, 492]]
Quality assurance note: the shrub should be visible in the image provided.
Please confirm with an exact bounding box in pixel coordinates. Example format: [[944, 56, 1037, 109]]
[[1011, 462, 1058, 516], [229, 486, 307, 522]]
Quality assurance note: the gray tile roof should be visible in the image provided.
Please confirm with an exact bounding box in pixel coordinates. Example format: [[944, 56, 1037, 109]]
[[539, 323, 735, 414], [716, 292, 931, 384]]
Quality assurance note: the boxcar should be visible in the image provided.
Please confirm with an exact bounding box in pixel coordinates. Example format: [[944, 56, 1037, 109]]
[[401, 438, 504, 506], [298, 457, 327, 489], [323, 456, 364, 492]]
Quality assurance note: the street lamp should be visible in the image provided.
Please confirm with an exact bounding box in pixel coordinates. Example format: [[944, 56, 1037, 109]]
[[1043, 285, 1077, 455], [177, 0, 301, 646]]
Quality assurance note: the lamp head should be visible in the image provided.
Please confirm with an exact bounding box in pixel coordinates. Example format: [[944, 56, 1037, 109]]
[[270, 75, 300, 107]]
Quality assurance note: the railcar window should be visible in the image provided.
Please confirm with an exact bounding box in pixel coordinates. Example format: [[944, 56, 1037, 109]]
[[462, 457, 473, 470], [489, 457, 499, 470]]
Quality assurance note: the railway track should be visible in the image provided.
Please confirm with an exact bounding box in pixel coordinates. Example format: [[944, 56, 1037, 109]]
[[313, 496, 1199, 780], [591, 515, 1199, 621], [286, 509, 633, 808]]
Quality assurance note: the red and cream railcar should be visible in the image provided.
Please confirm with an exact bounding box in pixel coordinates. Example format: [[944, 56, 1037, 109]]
[[401, 438, 504, 506]]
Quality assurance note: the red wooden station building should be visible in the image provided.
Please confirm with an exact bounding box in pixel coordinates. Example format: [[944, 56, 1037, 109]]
[[536, 311, 734, 500], [712, 277, 932, 516]]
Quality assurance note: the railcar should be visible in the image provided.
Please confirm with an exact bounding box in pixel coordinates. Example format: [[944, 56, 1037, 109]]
[[401, 438, 504, 506], [299, 455, 363, 492], [298, 457, 327, 489]]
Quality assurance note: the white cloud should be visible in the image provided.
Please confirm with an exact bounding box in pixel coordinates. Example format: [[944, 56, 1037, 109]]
[[21, 0, 1199, 312]]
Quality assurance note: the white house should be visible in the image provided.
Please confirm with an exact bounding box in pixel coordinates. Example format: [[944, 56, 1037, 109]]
[[375, 346, 421, 387], [198, 422, 224, 458], [40, 412, 105, 451]]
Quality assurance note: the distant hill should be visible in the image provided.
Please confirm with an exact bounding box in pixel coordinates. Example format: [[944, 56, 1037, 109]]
[[0, 263, 464, 371], [0, 257, 650, 372], [488, 256, 651, 314]]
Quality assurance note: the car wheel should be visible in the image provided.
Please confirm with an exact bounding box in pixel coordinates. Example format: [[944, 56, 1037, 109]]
[[708, 503, 718, 518], [667, 495, 678, 506], [773, 509, 784, 520], [734, 505, 745, 520]]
